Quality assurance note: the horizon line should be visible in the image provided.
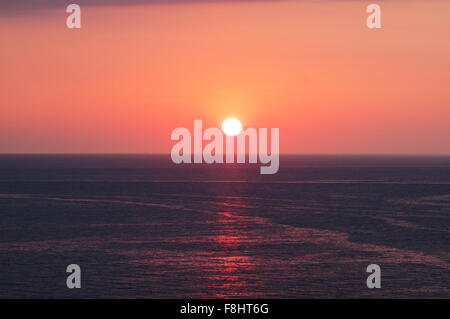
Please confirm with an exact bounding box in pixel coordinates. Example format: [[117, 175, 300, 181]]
[[1, 153, 450, 157]]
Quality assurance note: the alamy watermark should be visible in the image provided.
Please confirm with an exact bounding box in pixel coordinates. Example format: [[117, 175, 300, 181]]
[[170, 120, 279, 175], [366, 264, 381, 289], [66, 4, 81, 29], [66, 264, 81, 288], [65, 3, 381, 29]]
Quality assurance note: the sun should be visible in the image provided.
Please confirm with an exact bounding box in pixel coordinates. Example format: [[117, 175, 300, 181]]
[[221, 118, 242, 136]]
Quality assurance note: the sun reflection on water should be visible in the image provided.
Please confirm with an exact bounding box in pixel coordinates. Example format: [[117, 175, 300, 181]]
[[205, 197, 259, 297]]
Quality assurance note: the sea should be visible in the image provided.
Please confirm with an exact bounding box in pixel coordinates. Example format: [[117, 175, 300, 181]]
[[0, 154, 448, 298]]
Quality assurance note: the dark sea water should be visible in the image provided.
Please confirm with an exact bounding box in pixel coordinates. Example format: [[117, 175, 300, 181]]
[[0, 155, 448, 298]]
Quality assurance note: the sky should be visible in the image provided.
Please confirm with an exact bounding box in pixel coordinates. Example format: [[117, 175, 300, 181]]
[[0, 0, 449, 154]]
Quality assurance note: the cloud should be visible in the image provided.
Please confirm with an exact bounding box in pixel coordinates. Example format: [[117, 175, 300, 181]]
[[0, 0, 411, 16], [0, 0, 287, 14]]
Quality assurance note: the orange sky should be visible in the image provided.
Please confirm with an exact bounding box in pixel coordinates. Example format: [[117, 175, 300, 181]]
[[0, 1, 449, 154]]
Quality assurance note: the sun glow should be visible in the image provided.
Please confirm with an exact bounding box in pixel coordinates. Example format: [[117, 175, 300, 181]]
[[221, 118, 242, 136]]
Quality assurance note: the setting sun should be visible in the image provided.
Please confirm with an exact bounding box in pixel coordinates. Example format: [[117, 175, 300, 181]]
[[221, 118, 243, 136]]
